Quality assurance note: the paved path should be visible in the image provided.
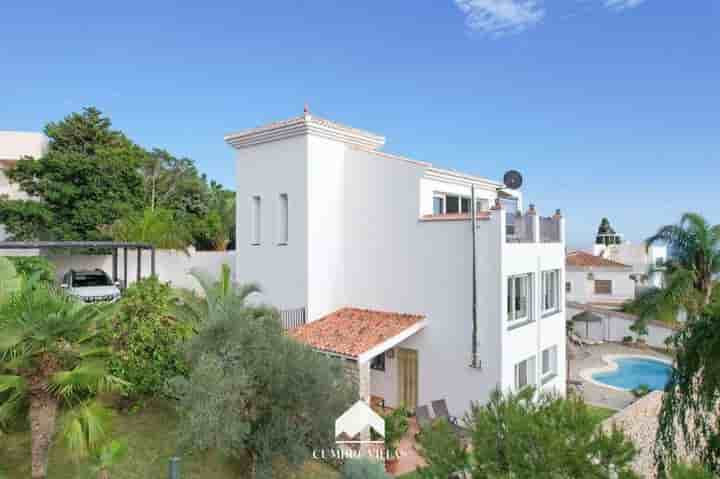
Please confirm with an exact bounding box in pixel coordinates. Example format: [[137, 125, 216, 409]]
[[569, 342, 672, 410]]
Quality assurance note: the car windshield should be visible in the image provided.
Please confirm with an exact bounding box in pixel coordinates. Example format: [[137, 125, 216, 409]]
[[72, 272, 113, 287]]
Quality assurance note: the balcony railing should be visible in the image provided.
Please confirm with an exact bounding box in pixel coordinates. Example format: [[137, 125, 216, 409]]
[[280, 307, 306, 330], [539, 216, 561, 243], [504, 206, 563, 244], [506, 212, 535, 243]]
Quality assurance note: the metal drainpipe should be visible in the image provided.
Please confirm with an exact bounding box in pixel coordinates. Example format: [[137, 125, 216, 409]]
[[471, 185, 479, 369]]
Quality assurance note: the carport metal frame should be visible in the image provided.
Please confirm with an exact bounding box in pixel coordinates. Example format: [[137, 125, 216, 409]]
[[0, 241, 156, 288]]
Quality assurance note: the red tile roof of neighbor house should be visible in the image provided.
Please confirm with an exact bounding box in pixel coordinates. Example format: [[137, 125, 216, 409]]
[[566, 250, 631, 269], [289, 308, 425, 358]]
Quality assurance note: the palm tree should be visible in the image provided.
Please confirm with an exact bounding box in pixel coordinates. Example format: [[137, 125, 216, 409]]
[[87, 439, 128, 479], [0, 266, 125, 479], [626, 213, 719, 321], [171, 264, 260, 324], [104, 208, 193, 253], [646, 213, 719, 307], [204, 181, 235, 251]]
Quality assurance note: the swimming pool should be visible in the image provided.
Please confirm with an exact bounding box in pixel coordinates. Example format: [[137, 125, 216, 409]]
[[591, 357, 672, 391]]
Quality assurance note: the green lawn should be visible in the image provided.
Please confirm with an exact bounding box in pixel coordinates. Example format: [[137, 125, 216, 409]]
[[587, 404, 617, 424], [0, 400, 339, 479]]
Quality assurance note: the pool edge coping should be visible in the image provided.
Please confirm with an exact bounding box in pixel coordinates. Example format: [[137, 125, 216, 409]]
[[579, 354, 674, 393]]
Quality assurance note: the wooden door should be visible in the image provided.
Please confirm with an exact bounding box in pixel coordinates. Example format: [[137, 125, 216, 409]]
[[397, 348, 418, 410]]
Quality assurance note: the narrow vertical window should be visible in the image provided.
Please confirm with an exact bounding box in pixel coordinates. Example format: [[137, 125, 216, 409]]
[[278, 193, 288, 245], [251, 195, 261, 245]]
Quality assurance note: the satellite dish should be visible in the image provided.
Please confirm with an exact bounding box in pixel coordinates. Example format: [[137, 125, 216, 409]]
[[503, 170, 523, 190]]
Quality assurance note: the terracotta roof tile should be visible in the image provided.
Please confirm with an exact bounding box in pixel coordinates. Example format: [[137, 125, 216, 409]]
[[566, 251, 631, 269], [290, 307, 425, 358]]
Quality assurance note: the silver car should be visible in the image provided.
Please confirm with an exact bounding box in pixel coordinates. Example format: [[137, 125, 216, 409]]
[[61, 269, 122, 303]]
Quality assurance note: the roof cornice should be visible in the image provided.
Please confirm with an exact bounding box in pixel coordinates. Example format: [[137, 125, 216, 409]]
[[224, 114, 386, 150], [424, 167, 504, 190]]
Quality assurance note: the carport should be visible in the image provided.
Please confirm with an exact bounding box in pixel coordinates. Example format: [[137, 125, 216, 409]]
[[0, 241, 156, 288]]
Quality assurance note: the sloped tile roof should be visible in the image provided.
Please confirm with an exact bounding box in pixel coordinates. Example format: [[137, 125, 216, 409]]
[[290, 307, 425, 358], [566, 250, 631, 269]]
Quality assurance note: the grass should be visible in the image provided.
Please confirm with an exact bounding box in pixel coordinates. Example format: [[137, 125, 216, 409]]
[[0, 400, 339, 479], [587, 404, 617, 424]]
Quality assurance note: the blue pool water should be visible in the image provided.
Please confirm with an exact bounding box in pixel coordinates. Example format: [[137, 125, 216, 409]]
[[592, 357, 672, 391]]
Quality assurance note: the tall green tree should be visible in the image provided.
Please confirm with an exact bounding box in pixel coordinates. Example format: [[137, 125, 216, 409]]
[[417, 388, 639, 479], [200, 181, 236, 251], [141, 149, 208, 217], [104, 208, 193, 252], [169, 274, 355, 479], [0, 107, 146, 241], [0, 266, 125, 479], [656, 307, 720, 474]]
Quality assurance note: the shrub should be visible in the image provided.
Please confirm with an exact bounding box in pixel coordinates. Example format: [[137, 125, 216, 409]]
[[383, 407, 409, 458], [622, 336, 634, 343], [631, 384, 651, 398], [341, 457, 389, 479], [104, 277, 193, 397], [415, 419, 469, 479], [669, 463, 716, 479], [417, 388, 639, 478], [8, 256, 55, 283]]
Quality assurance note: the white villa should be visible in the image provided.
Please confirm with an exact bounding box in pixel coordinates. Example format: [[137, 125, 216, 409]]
[[566, 251, 635, 307], [225, 110, 567, 416], [0, 131, 48, 248]]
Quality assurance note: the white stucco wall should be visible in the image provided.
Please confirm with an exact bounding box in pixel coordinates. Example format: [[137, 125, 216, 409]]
[[45, 249, 235, 292], [568, 305, 676, 349], [566, 268, 635, 305], [0, 131, 48, 242], [231, 126, 566, 417], [234, 136, 308, 311]]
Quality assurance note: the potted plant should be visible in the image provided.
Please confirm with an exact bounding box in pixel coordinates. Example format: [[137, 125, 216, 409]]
[[383, 407, 409, 473]]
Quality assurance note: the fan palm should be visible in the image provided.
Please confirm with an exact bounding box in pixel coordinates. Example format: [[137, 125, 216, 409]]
[[0, 271, 125, 479], [171, 263, 260, 324]]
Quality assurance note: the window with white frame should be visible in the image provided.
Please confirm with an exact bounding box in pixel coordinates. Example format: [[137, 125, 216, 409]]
[[251, 195, 261, 245], [432, 192, 473, 215], [278, 193, 288, 245], [541, 270, 560, 314], [541, 346, 558, 381], [446, 195, 460, 214], [514, 355, 536, 390], [507, 274, 532, 323], [432, 195, 445, 215]]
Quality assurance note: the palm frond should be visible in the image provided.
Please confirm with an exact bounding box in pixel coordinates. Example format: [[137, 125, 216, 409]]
[[0, 375, 25, 394], [50, 361, 128, 401], [61, 400, 114, 461], [0, 390, 27, 429], [0, 258, 21, 303]]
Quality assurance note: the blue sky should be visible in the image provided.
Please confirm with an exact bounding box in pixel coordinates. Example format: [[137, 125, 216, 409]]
[[1, 1, 718, 248]]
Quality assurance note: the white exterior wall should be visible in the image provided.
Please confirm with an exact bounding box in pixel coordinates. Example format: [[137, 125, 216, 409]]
[[598, 242, 668, 289], [234, 136, 308, 311], [568, 305, 676, 349], [231, 122, 566, 417], [566, 267, 635, 305], [0, 131, 48, 243], [45, 249, 235, 292]]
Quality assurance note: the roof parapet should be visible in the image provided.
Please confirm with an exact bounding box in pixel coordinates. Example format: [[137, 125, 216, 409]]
[[224, 113, 386, 150]]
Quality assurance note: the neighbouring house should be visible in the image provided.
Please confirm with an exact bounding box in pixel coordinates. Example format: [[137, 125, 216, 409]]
[[566, 251, 634, 307], [592, 217, 668, 289], [225, 109, 567, 416], [0, 131, 48, 254]]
